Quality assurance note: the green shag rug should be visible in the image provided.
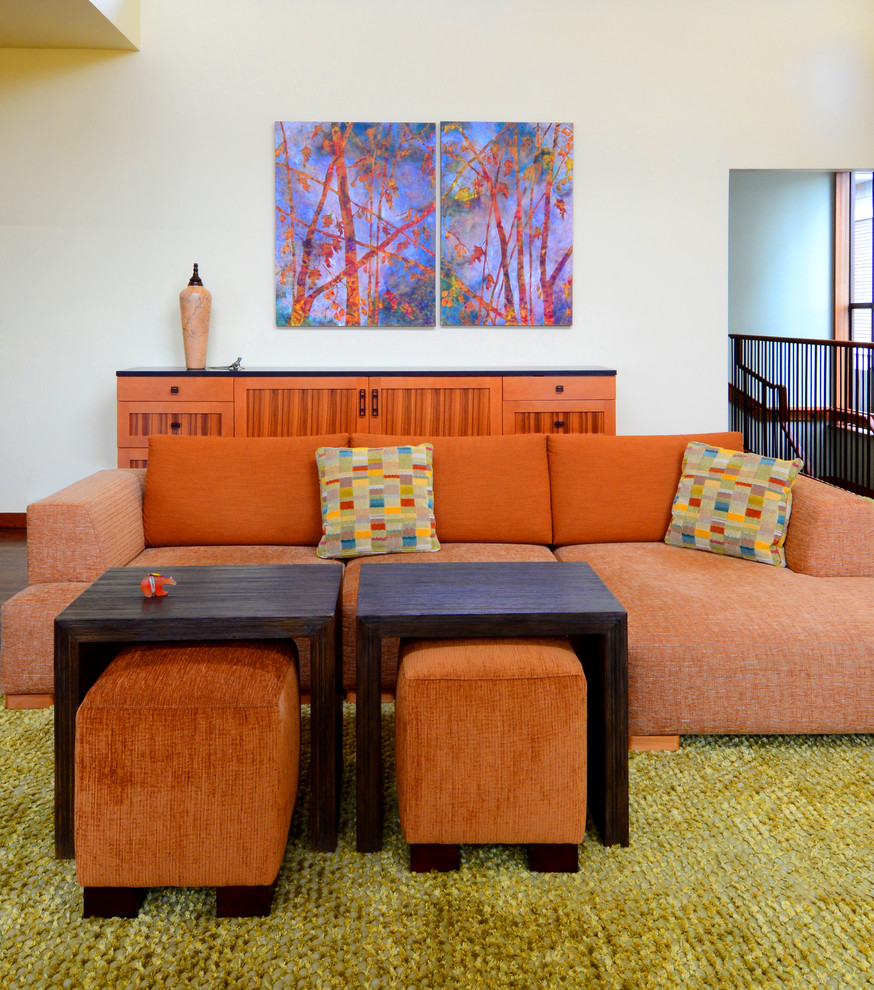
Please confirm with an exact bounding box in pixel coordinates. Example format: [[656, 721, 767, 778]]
[[1, 701, 873, 990]]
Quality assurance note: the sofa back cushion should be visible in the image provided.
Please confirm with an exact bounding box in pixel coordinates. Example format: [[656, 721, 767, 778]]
[[143, 434, 350, 547], [351, 433, 552, 544], [548, 432, 744, 545]]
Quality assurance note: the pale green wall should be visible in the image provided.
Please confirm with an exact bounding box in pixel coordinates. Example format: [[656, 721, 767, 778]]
[[729, 170, 835, 340], [3, 0, 874, 510]]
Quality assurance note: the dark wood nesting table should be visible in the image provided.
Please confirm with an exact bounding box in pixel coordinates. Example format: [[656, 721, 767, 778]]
[[355, 561, 629, 852], [54, 563, 343, 859]]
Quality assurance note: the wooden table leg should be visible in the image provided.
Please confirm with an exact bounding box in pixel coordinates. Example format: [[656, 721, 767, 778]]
[[308, 618, 339, 852], [53, 625, 77, 860], [573, 618, 629, 847], [601, 617, 629, 846], [356, 622, 383, 852]]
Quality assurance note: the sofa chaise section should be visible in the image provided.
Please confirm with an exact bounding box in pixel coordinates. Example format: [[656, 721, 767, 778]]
[[556, 539, 874, 735], [547, 434, 874, 736]]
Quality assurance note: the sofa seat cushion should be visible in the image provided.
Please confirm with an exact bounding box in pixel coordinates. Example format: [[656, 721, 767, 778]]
[[554, 542, 874, 735], [128, 546, 333, 691], [0, 583, 90, 696], [342, 543, 557, 691], [130, 545, 326, 568]]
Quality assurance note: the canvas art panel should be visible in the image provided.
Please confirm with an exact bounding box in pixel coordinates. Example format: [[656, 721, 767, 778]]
[[275, 122, 436, 327], [440, 122, 573, 326]]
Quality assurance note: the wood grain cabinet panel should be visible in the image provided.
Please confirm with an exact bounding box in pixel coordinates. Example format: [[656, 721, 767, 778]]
[[503, 402, 612, 435], [117, 403, 234, 467], [118, 405, 234, 443], [118, 452, 149, 469], [234, 377, 369, 437], [368, 376, 502, 436]]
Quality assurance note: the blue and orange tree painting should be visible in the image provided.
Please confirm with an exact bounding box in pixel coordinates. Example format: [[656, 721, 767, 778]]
[[275, 122, 436, 326], [441, 122, 573, 326]]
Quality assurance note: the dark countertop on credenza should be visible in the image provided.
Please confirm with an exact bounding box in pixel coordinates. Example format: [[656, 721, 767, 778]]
[[117, 367, 617, 377]]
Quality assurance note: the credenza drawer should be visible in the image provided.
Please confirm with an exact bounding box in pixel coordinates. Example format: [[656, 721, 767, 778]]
[[502, 375, 616, 401], [117, 377, 234, 402]]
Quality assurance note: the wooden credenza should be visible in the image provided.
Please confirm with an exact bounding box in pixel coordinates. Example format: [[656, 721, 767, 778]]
[[117, 368, 617, 467]]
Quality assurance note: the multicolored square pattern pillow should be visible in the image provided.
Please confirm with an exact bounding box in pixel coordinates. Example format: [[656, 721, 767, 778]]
[[315, 444, 440, 559], [665, 442, 803, 566]]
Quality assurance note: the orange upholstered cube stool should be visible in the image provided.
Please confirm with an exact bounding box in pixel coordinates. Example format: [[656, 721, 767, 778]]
[[74, 640, 300, 918], [394, 637, 587, 873]]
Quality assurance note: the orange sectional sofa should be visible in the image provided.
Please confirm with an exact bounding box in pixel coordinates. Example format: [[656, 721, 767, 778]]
[[3, 431, 874, 739]]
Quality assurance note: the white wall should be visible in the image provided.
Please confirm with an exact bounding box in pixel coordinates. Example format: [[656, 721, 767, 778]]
[[2, 0, 874, 511], [729, 170, 835, 339]]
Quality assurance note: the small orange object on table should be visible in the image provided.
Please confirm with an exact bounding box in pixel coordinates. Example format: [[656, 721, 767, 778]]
[[140, 573, 176, 598]]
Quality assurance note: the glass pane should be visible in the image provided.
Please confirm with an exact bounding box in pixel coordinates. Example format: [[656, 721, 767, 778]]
[[852, 171, 873, 304], [851, 307, 872, 344]]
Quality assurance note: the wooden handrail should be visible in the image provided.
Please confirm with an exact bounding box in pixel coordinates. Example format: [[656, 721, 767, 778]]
[[729, 332, 874, 351], [732, 359, 810, 471]]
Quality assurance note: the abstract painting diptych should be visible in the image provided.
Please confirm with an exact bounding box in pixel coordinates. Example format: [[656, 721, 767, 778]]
[[274, 121, 573, 328]]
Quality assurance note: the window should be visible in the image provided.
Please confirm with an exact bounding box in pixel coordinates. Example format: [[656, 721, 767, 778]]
[[850, 171, 873, 343]]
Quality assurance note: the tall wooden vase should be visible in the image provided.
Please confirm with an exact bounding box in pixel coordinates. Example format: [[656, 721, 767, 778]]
[[179, 263, 211, 370]]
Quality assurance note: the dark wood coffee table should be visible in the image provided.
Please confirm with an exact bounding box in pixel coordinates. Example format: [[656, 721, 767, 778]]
[[54, 563, 343, 859], [355, 560, 628, 852]]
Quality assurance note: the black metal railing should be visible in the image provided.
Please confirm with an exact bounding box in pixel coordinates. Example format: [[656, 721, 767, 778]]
[[729, 333, 874, 497]]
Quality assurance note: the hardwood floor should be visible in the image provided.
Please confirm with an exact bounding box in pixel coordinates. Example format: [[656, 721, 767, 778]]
[[0, 529, 28, 646]]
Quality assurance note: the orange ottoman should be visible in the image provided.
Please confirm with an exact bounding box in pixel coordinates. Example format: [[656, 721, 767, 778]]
[[395, 637, 587, 873], [74, 640, 300, 918]]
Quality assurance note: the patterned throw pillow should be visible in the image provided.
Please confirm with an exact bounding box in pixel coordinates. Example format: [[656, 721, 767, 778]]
[[665, 442, 803, 566], [316, 444, 440, 559]]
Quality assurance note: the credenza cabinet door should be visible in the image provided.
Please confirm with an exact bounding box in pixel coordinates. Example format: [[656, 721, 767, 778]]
[[234, 377, 370, 437], [368, 376, 503, 436]]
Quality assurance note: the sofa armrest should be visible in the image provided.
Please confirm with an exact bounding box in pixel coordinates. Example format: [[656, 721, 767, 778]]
[[784, 474, 874, 577], [27, 469, 146, 584]]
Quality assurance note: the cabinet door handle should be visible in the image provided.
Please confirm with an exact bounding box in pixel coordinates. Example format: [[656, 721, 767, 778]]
[[554, 420, 566, 428], [170, 386, 179, 394], [371, 389, 379, 417], [555, 384, 564, 393], [359, 389, 366, 417], [170, 421, 182, 430]]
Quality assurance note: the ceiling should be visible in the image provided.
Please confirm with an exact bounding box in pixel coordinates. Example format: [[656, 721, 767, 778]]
[[0, 0, 140, 50]]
